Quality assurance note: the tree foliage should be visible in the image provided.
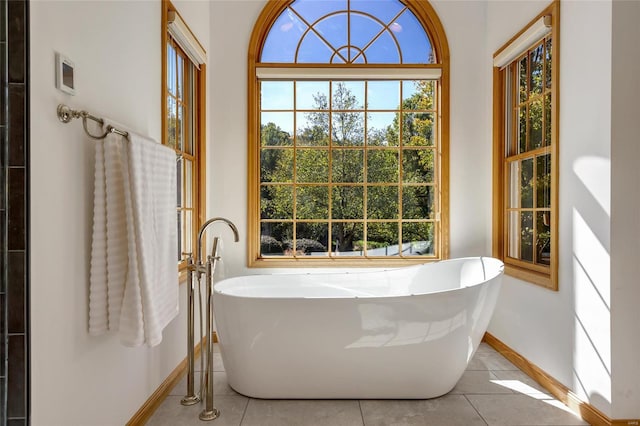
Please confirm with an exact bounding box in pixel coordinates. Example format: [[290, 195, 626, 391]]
[[260, 81, 437, 256], [510, 41, 553, 265]]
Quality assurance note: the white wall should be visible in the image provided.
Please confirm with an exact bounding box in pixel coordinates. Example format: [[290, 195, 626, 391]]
[[430, 0, 491, 259], [486, 0, 615, 417], [207, 0, 263, 277], [207, 0, 493, 277], [30, 1, 209, 424], [610, 0, 640, 418]]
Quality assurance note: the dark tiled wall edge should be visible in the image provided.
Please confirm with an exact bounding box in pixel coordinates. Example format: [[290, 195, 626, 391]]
[[2, 0, 30, 424], [0, 0, 7, 418], [1, 9, 6, 426]]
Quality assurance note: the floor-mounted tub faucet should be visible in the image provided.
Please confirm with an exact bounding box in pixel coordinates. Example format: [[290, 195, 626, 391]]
[[181, 217, 239, 422]]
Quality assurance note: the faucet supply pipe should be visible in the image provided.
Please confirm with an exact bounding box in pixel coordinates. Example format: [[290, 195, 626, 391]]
[[181, 217, 239, 421]]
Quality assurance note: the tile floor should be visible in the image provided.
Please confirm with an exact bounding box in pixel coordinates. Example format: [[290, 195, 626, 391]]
[[146, 343, 590, 426]]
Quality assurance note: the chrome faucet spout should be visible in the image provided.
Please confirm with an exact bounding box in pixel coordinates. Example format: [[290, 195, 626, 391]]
[[196, 217, 240, 264]]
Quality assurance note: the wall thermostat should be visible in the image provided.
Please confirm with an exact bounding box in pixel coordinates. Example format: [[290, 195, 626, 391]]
[[55, 52, 76, 95]]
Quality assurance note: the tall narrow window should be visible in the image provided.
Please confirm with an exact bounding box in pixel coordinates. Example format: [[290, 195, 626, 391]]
[[249, 0, 450, 267], [163, 1, 206, 271], [493, 1, 559, 289]]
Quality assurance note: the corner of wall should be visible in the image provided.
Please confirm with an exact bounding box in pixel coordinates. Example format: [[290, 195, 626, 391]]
[[610, 0, 640, 418]]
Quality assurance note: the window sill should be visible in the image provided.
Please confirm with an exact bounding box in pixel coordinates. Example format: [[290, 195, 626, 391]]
[[504, 263, 556, 291], [248, 256, 441, 268]]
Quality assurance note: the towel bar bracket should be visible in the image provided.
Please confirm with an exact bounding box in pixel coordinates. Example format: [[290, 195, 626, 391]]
[[57, 104, 78, 123], [57, 103, 129, 140]]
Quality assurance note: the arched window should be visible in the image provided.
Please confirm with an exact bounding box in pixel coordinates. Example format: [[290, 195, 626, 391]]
[[248, 0, 449, 266]]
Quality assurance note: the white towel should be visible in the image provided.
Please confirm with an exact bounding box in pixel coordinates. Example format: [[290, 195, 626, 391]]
[[104, 137, 129, 332], [89, 131, 178, 347], [89, 135, 129, 336], [125, 132, 179, 346], [89, 139, 108, 335]]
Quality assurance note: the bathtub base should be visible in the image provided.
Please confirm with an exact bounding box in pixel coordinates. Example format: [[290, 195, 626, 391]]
[[220, 342, 475, 400]]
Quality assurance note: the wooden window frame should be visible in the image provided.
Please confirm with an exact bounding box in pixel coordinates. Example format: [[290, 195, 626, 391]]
[[162, 0, 207, 276], [492, 0, 559, 290], [247, 0, 450, 268]]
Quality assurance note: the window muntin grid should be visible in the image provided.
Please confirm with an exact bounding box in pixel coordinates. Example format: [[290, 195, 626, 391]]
[[504, 36, 553, 269], [259, 79, 438, 258], [167, 37, 197, 265]]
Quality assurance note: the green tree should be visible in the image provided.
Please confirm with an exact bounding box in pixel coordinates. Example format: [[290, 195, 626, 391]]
[[260, 122, 292, 183], [274, 83, 366, 251], [261, 81, 436, 255], [260, 122, 293, 230], [392, 81, 436, 222], [298, 92, 329, 147]]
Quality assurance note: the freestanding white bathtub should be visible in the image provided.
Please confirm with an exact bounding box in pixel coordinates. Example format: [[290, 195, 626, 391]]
[[213, 257, 503, 399]]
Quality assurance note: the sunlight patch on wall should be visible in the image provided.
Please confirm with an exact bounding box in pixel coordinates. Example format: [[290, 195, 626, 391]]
[[573, 208, 610, 308], [573, 256, 611, 369], [573, 320, 612, 405], [572, 207, 612, 406], [573, 156, 610, 217]]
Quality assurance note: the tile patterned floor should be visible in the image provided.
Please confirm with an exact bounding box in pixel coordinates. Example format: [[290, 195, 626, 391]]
[[146, 343, 590, 426]]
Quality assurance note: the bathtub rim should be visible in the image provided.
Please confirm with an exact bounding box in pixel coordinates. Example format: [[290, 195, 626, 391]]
[[213, 256, 504, 300]]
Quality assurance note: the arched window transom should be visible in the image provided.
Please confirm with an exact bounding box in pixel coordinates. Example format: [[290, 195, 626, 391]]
[[261, 0, 435, 64]]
